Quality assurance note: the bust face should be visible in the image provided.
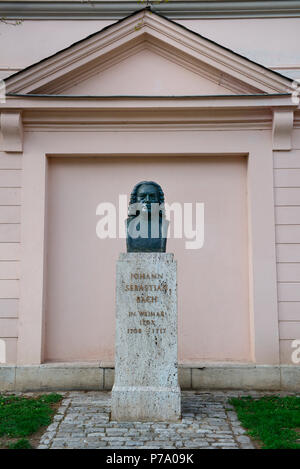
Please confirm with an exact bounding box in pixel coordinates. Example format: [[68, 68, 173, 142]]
[[127, 181, 168, 252], [136, 183, 160, 214]]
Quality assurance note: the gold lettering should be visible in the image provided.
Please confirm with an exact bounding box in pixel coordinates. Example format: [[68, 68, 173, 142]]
[[138, 311, 165, 317], [128, 311, 136, 317], [140, 319, 156, 326], [136, 296, 158, 303], [127, 328, 142, 334], [130, 273, 164, 280], [126, 283, 168, 292]]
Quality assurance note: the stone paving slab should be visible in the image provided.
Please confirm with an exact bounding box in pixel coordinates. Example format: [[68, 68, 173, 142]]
[[36, 390, 299, 449]]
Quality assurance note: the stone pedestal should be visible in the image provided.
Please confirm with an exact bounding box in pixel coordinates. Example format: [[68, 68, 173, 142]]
[[111, 253, 181, 422]]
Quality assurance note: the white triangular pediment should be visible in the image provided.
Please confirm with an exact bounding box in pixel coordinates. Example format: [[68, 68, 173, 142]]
[[5, 8, 293, 96]]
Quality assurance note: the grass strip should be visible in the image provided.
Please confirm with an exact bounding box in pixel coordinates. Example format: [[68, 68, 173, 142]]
[[0, 393, 63, 449], [229, 395, 300, 449]]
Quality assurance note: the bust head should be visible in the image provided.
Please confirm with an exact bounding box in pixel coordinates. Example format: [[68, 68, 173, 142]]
[[129, 181, 165, 216], [126, 181, 168, 252]]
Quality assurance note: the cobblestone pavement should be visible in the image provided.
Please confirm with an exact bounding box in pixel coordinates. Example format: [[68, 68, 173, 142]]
[[36, 389, 300, 450], [36, 390, 265, 449]]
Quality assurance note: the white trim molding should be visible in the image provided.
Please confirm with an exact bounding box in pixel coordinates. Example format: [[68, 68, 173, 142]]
[[2, 1, 300, 20]]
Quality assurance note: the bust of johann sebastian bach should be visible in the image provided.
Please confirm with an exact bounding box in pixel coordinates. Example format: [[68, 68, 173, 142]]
[[126, 181, 169, 252]]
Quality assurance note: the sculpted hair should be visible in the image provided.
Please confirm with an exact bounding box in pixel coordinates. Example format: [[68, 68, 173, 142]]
[[129, 181, 165, 205]]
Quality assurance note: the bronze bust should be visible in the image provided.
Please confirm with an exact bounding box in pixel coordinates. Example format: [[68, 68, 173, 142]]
[[126, 181, 168, 252]]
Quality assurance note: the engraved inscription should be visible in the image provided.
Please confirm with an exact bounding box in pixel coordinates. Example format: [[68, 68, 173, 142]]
[[127, 328, 142, 334], [125, 272, 168, 335], [137, 296, 158, 303], [131, 273, 163, 280]]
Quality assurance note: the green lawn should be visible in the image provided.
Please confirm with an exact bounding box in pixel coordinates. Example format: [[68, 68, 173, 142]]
[[229, 395, 300, 449], [0, 393, 63, 449]]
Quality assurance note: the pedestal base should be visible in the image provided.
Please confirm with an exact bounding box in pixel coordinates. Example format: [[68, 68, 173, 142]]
[[111, 253, 181, 422], [111, 385, 181, 422]]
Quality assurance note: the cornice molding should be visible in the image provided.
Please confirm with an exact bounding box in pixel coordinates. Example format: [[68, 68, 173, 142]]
[[22, 107, 273, 131], [0, 96, 297, 152], [2, 1, 300, 20], [1, 93, 297, 110]]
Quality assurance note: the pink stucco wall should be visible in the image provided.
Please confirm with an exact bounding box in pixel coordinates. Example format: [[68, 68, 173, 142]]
[[0, 153, 21, 363], [275, 131, 300, 363], [0, 7, 299, 366], [45, 155, 249, 363]]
